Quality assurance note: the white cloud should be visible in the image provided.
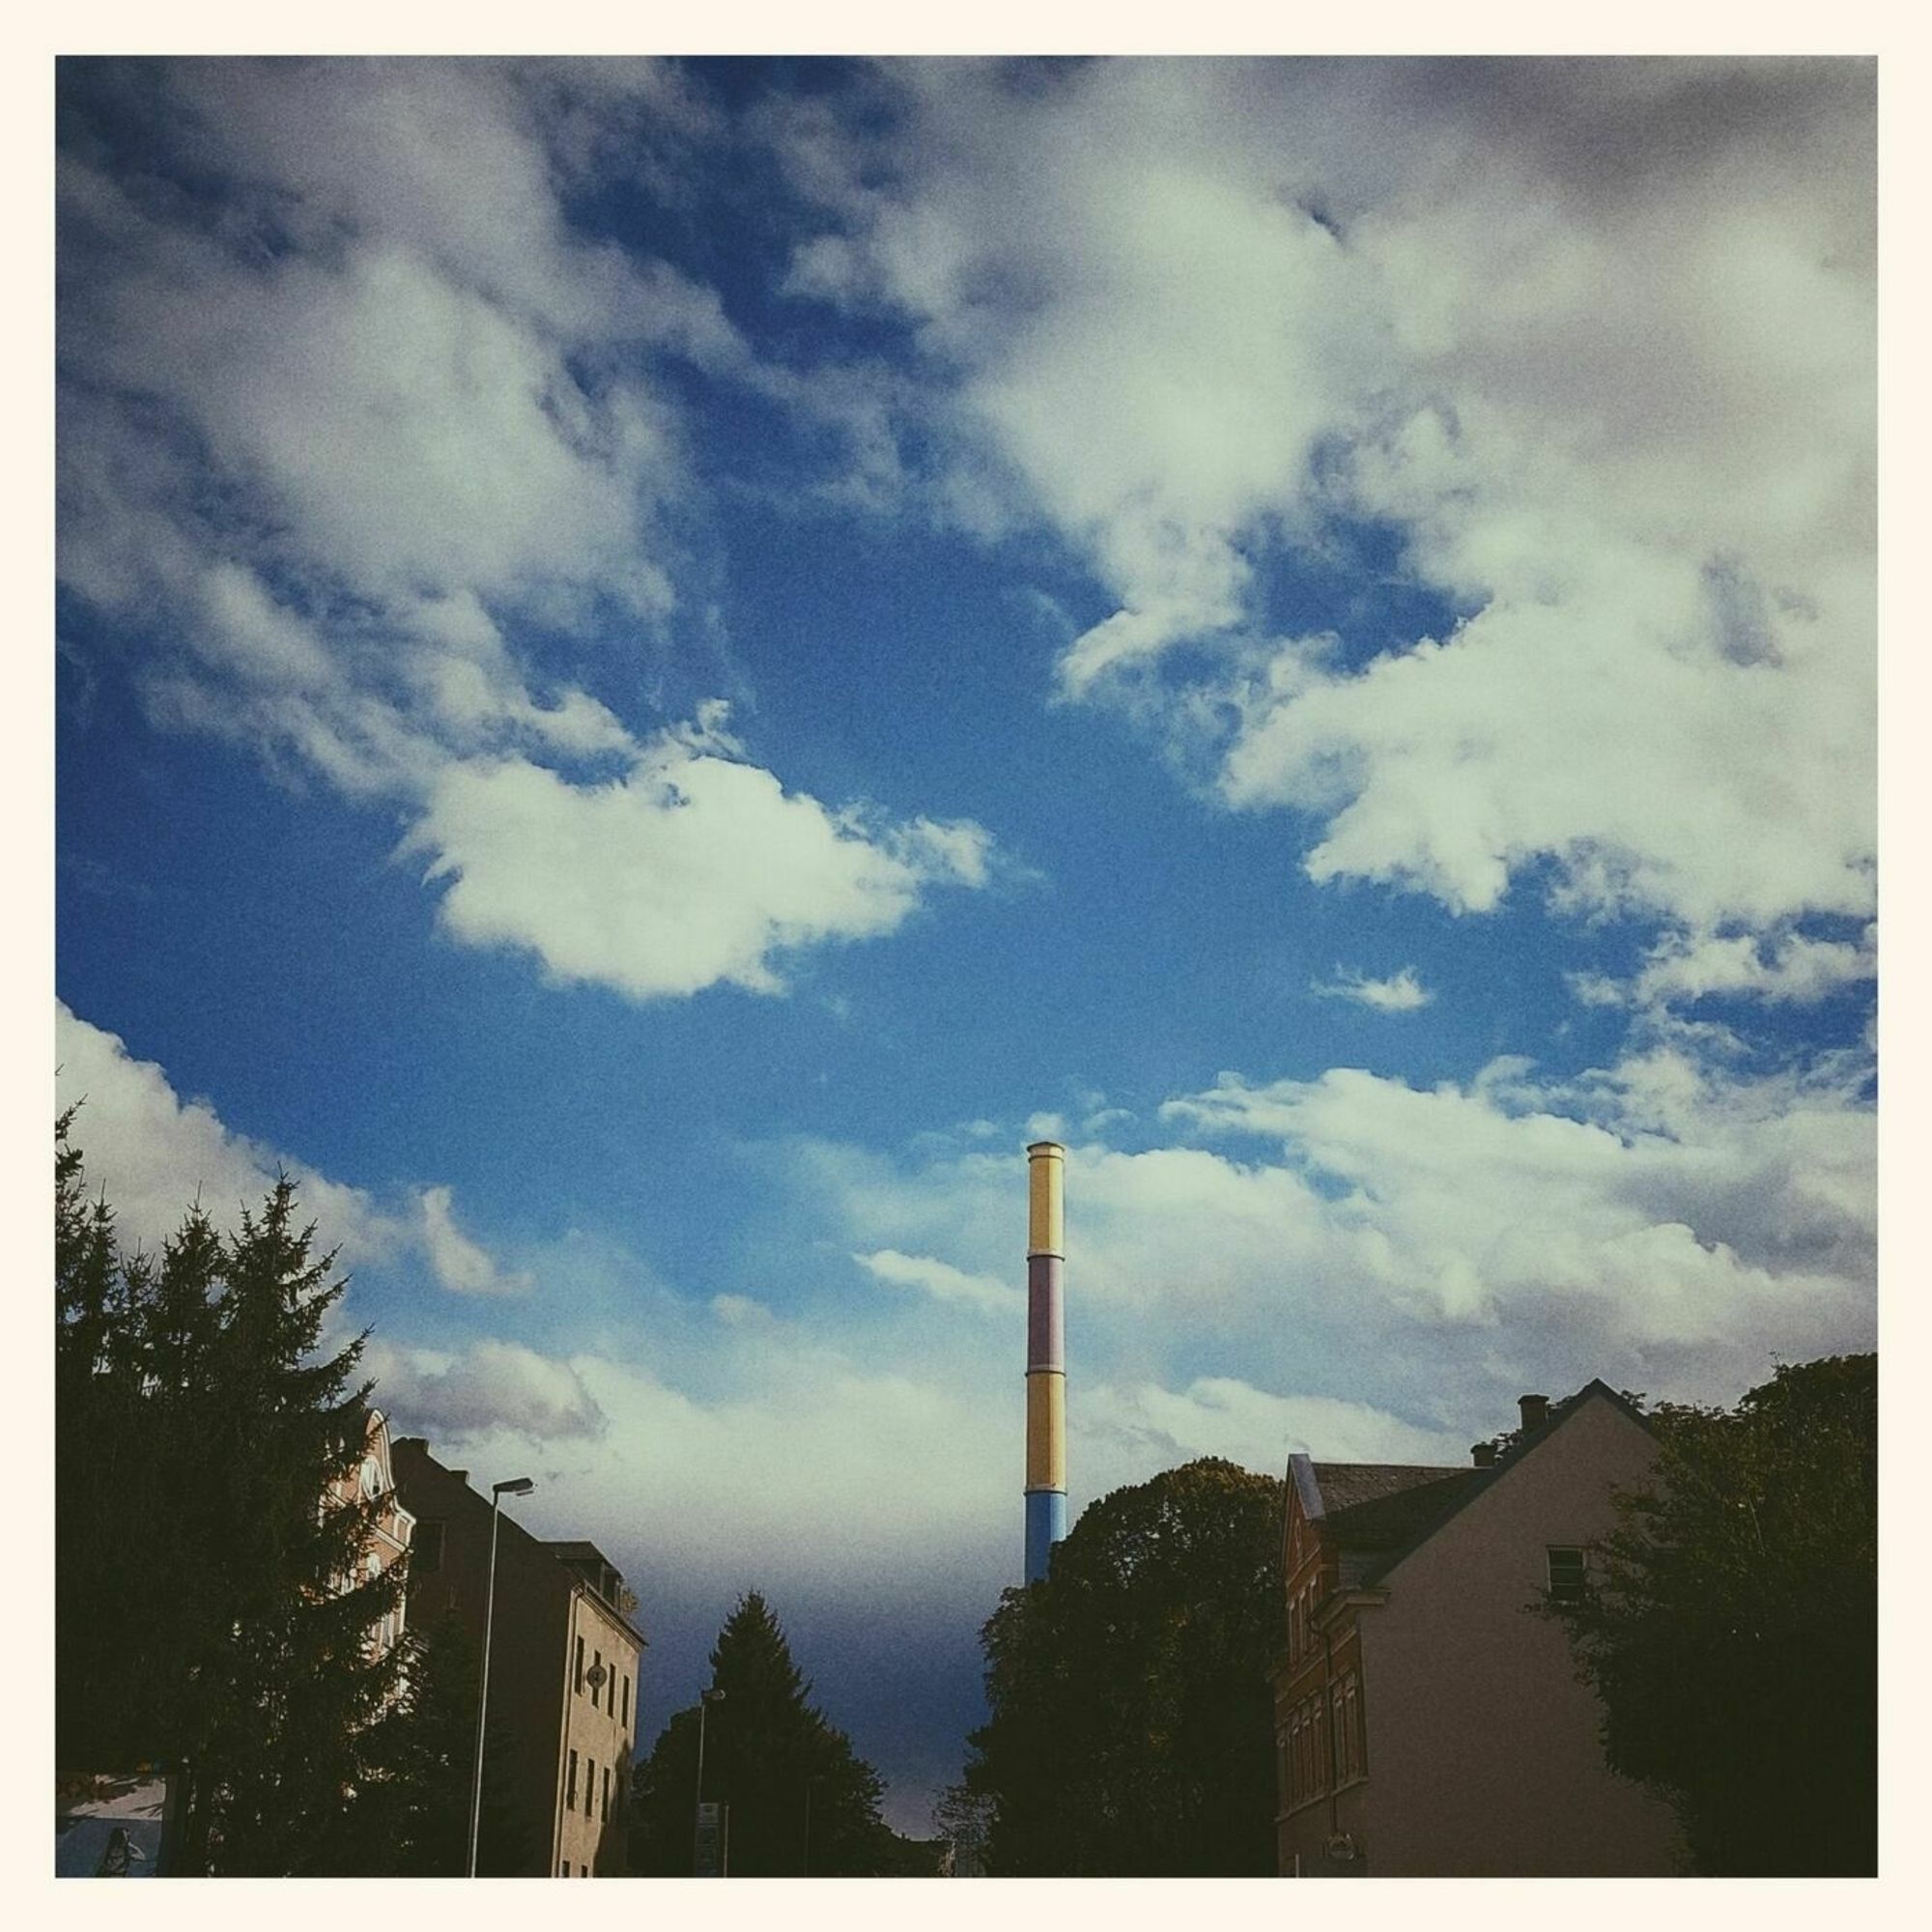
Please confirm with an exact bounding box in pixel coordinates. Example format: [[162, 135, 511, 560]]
[[54, 1005, 534, 1325], [1080, 1379, 1469, 1488], [1313, 965, 1434, 1011], [785, 1033, 1873, 1433], [855, 1248, 1023, 1318], [363, 1337, 606, 1441], [776, 59, 1874, 941], [420, 1185, 535, 1296], [1160, 1048, 1874, 1356], [58, 61, 991, 1006], [55, 1002, 398, 1264], [1632, 924, 1876, 1009], [404, 719, 992, 1001]]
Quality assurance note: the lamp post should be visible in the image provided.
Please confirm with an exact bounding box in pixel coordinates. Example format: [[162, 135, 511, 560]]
[[468, 1475, 535, 1878], [693, 1687, 725, 1875]]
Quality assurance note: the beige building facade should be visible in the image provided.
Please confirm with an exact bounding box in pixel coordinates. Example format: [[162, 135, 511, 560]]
[[392, 1440, 644, 1876], [1274, 1381, 1685, 1877], [550, 1543, 642, 1878]]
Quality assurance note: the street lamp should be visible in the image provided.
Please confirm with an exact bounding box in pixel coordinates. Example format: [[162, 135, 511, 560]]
[[693, 1688, 725, 1875], [468, 1475, 535, 1878]]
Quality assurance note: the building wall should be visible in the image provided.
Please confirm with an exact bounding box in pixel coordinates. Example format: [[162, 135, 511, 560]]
[[392, 1443, 575, 1877], [552, 1588, 643, 1877], [322, 1410, 414, 1663], [1274, 1495, 1371, 1875], [1353, 1397, 1684, 1876]]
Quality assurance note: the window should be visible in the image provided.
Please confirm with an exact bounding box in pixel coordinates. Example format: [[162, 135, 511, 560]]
[[601, 1763, 611, 1822], [592, 1648, 604, 1710], [559, 1859, 568, 1878], [585, 1757, 596, 1816], [567, 1749, 579, 1806], [1547, 1546, 1588, 1602], [622, 1673, 631, 1726], [414, 1520, 445, 1573], [575, 1634, 585, 1693]]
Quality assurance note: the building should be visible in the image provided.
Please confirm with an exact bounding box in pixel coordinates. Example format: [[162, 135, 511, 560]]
[[392, 1439, 645, 1877], [324, 1409, 415, 1664], [1272, 1380, 1684, 1877]]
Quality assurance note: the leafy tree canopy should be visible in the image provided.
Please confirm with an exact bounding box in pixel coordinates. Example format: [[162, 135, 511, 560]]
[[1549, 1353, 1877, 1876], [960, 1457, 1284, 1876]]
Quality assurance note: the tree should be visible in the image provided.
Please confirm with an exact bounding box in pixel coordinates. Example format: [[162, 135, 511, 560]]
[[959, 1457, 1283, 1876], [1548, 1354, 1877, 1875], [629, 1591, 889, 1875], [311, 1610, 532, 1875], [931, 1779, 994, 1876], [54, 1118, 408, 1873]]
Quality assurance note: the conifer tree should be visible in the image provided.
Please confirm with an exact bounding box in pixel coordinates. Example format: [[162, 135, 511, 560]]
[[54, 1121, 408, 1874], [630, 1591, 889, 1875], [313, 1610, 531, 1875]]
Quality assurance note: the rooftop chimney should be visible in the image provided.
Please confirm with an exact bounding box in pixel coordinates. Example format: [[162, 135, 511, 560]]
[[1518, 1393, 1550, 1434], [1471, 1441, 1497, 1468]]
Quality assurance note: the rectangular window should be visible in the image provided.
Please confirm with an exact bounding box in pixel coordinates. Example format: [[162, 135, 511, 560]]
[[559, 1859, 568, 1878], [586, 1757, 596, 1816], [567, 1749, 579, 1806], [1547, 1546, 1588, 1601], [622, 1673, 631, 1726], [601, 1763, 611, 1821], [593, 1648, 604, 1710], [575, 1634, 585, 1692], [414, 1520, 444, 1572]]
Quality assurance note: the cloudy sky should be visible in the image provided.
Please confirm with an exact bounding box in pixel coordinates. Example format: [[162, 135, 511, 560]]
[[53, 55, 1875, 1833]]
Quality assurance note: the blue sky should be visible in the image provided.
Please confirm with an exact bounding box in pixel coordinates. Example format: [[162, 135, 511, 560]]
[[53, 55, 1876, 1833]]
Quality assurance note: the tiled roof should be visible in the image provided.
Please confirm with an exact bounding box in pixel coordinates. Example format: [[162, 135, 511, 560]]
[[1314, 1463, 1475, 1548]]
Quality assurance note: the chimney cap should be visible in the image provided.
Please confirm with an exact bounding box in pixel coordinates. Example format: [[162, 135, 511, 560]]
[[1518, 1393, 1551, 1432], [1026, 1140, 1065, 1155]]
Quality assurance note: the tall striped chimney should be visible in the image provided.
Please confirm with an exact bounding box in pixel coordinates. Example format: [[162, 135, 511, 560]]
[[1024, 1141, 1067, 1584]]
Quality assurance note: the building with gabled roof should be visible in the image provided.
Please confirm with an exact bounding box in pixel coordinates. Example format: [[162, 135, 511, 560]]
[[1273, 1380, 1684, 1877]]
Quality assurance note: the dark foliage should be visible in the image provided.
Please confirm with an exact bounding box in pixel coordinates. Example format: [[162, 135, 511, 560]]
[[310, 1610, 533, 1876], [1548, 1354, 1877, 1875], [960, 1457, 1283, 1875], [629, 1590, 889, 1875], [55, 1113, 408, 1874]]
